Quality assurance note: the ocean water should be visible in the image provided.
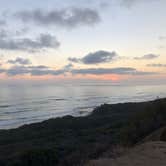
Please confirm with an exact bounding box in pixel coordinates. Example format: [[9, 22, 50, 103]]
[[0, 82, 166, 129]]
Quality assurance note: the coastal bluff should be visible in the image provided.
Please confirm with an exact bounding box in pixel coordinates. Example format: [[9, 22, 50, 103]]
[[0, 98, 166, 166]]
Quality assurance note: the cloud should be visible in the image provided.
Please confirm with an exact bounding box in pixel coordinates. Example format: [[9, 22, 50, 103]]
[[147, 63, 166, 67], [68, 57, 80, 63], [29, 69, 65, 76], [134, 54, 159, 60], [28, 65, 49, 69], [15, 7, 100, 29], [71, 67, 155, 75], [15, 28, 30, 37], [121, 0, 138, 7], [99, 2, 110, 9], [0, 64, 155, 77], [6, 66, 29, 76], [7, 57, 31, 65], [0, 20, 6, 26], [0, 33, 60, 52], [120, 0, 155, 8], [68, 50, 118, 64], [6, 65, 65, 76], [63, 63, 73, 71], [0, 68, 5, 73], [0, 29, 8, 38], [158, 45, 165, 49], [159, 36, 166, 40]]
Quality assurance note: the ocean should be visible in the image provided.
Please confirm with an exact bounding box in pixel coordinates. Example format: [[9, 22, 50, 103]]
[[0, 82, 166, 129]]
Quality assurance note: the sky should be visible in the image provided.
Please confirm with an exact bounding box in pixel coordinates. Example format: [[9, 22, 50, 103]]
[[0, 0, 166, 83]]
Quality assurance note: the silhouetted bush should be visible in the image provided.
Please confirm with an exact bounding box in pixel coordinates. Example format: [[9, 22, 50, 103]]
[[160, 129, 166, 141]]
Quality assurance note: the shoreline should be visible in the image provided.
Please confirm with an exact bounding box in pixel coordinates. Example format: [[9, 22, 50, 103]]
[[0, 97, 164, 130], [0, 98, 166, 165]]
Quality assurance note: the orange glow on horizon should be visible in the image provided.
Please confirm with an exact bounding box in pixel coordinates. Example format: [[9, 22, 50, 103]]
[[0, 73, 129, 81], [1, 73, 165, 83]]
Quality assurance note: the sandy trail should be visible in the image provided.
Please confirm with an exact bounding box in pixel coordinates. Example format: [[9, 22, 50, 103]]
[[87, 141, 166, 166]]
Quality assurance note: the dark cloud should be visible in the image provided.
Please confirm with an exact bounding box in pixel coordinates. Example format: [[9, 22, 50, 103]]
[[0, 20, 6, 26], [0, 29, 8, 38], [63, 63, 73, 71], [7, 66, 29, 76], [71, 67, 155, 75], [0, 62, 156, 76], [68, 57, 80, 63], [0, 68, 5, 73], [0, 28, 30, 38], [68, 50, 118, 64], [99, 2, 110, 9], [14, 28, 30, 36], [7, 57, 31, 65], [28, 65, 49, 69], [30, 69, 65, 76], [121, 0, 138, 7], [147, 63, 166, 67], [134, 54, 159, 60], [6, 65, 65, 76], [0, 33, 60, 52], [15, 7, 100, 28]]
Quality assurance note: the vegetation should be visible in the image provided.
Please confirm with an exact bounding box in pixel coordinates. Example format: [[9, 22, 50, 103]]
[[0, 98, 166, 166]]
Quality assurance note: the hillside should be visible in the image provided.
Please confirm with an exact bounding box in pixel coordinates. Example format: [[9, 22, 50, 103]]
[[87, 141, 166, 166], [0, 98, 166, 166], [87, 127, 166, 166]]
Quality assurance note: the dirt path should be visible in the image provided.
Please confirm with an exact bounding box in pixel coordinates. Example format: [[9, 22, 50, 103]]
[[87, 141, 166, 166]]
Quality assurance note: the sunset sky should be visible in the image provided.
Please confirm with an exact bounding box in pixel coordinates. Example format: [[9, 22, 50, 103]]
[[0, 0, 166, 83]]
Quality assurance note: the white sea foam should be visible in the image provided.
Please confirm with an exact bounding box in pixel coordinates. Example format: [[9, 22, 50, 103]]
[[0, 83, 166, 129]]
